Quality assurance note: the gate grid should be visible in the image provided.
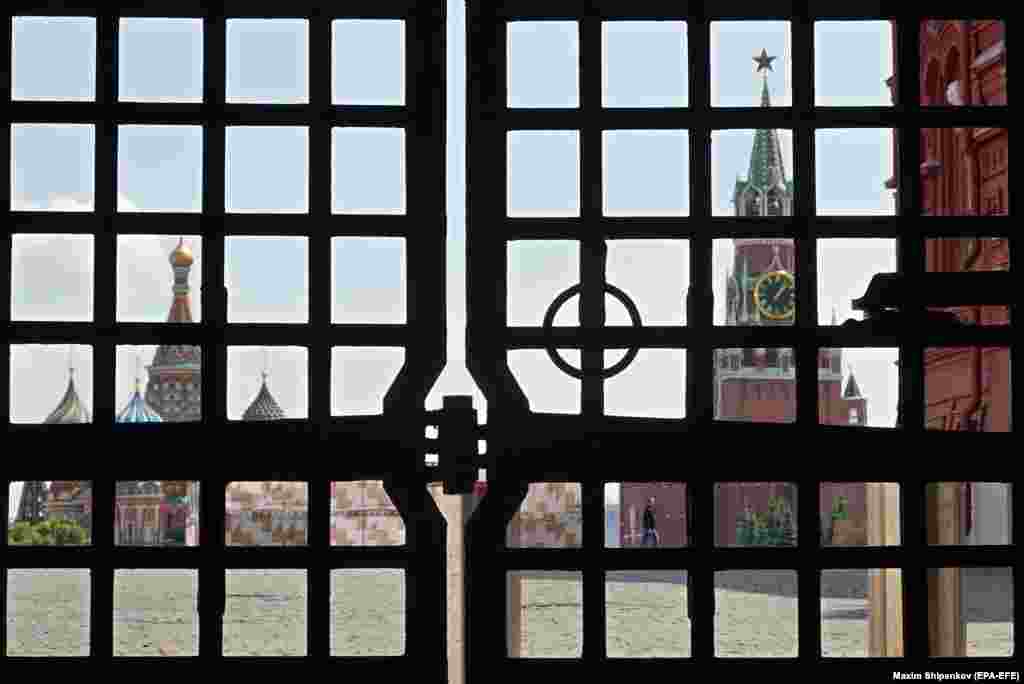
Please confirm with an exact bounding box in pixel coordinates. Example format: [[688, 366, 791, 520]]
[[2, 0, 1020, 678]]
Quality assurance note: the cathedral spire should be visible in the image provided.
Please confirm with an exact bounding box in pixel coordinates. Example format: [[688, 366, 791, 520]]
[[734, 51, 791, 218], [44, 352, 91, 424], [168, 237, 195, 323], [843, 369, 863, 399]]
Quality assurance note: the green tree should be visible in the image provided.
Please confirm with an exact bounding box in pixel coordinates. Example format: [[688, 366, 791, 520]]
[[7, 520, 41, 545], [6, 518, 88, 546]]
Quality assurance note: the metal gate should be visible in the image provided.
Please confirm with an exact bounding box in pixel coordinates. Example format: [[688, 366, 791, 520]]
[[2, 0, 1019, 679], [2, 1, 452, 677], [461, 1, 1018, 680]]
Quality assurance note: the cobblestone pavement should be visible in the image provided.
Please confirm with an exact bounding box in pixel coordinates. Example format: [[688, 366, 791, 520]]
[[5, 570, 1014, 658]]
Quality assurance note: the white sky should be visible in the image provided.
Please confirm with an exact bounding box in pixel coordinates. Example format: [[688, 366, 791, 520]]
[[8, 12, 902, 509]]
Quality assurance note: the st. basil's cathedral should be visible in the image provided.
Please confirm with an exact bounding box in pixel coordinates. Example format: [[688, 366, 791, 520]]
[[15, 238, 289, 545]]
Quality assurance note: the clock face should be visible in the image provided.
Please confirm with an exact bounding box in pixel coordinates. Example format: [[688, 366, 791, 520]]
[[754, 270, 795, 320]]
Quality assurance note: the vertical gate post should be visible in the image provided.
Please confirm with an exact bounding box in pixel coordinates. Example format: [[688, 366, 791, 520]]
[[866, 482, 903, 656], [927, 482, 966, 656]]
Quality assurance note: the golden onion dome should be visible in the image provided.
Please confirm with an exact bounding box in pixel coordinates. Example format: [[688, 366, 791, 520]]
[[169, 238, 194, 267]]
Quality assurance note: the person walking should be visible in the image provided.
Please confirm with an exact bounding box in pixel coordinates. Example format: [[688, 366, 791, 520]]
[[642, 496, 659, 546]]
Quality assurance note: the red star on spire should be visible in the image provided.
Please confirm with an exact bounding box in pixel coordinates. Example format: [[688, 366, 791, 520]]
[[753, 48, 776, 73]]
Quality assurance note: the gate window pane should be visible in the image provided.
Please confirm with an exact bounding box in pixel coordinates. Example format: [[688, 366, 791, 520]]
[[117, 125, 203, 213], [114, 570, 198, 656], [922, 20, 1006, 107], [822, 569, 903, 657], [928, 567, 1014, 657], [332, 20, 405, 106], [11, 124, 95, 212], [226, 482, 308, 546], [602, 21, 688, 108], [8, 481, 92, 545], [926, 239, 1010, 325], [332, 127, 406, 215], [604, 349, 686, 419], [228, 346, 308, 421], [331, 481, 405, 546], [226, 19, 308, 104], [603, 130, 688, 217], [507, 571, 582, 658], [115, 345, 202, 423], [815, 128, 896, 216], [331, 569, 405, 655], [11, 235, 94, 321], [822, 483, 901, 547], [117, 235, 203, 323], [507, 130, 580, 217], [818, 239, 897, 326], [507, 22, 579, 109], [714, 239, 797, 325], [816, 349, 898, 428], [119, 18, 203, 103], [608, 482, 688, 548], [607, 570, 689, 657], [715, 482, 797, 547], [715, 570, 798, 657], [333, 237, 407, 324], [606, 240, 688, 326], [226, 236, 309, 323], [507, 241, 579, 327], [711, 21, 792, 108], [814, 22, 894, 107], [713, 348, 796, 423], [223, 570, 307, 656], [508, 349, 581, 415], [712, 130, 795, 217], [921, 129, 1008, 216], [507, 483, 581, 548], [10, 344, 93, 424], [12, 16, 95, 101], [225, 126, 309, 213], [925, 348, 1011, 432], [331, 347, 405, 416], [6, 569, 90, 656], [926, 483, 1012, 545], [116, 481, 200, 546]]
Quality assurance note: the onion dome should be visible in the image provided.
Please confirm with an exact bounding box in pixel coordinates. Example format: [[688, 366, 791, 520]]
[[44, 369, 91, 424], [151, 344, 202, 368], [169, 237, 194, 267], [116, 375, 164, 423], [242, 372, 287, 421]]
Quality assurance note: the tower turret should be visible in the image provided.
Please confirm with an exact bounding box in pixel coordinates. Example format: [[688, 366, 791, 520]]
[[146, 239, 201, 422]]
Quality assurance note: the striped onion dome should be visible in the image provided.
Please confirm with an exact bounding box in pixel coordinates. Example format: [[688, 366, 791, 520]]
[[116, 378, 164, 423], [242, 373, 287, 421], [44, 371, 91, 424]]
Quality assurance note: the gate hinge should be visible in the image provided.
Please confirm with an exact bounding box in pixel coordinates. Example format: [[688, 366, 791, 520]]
[[438, 395, 480, 495]]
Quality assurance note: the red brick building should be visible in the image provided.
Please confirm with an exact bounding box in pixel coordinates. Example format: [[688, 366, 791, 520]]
[[916, 20, 1009, 433]]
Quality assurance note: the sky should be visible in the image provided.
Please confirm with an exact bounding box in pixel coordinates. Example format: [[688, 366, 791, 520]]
[[9, 12, 903, 509]]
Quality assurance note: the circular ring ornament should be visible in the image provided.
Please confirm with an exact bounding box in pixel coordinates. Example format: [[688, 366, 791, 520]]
[[540, 282, 643, 380]]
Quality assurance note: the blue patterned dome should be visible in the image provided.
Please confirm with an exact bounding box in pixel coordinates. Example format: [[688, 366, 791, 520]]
[[116, 379, 164, 423]]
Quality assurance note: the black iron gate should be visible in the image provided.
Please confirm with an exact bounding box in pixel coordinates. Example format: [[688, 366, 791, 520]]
[[2, 0, 1019, 678], [462, 0, 1018, 680]]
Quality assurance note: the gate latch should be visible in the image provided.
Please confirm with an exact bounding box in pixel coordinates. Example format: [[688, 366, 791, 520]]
[[437, 395, 480, 495]]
